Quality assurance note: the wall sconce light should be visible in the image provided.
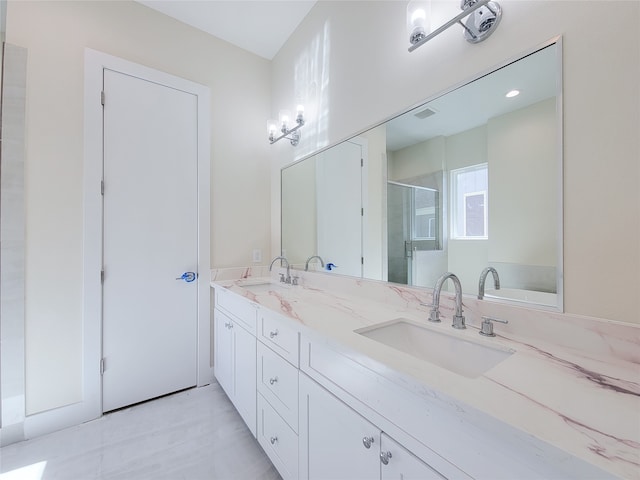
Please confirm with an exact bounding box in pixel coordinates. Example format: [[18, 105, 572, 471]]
[[408, 0, 502, 52], [268, 105, 305, 146]]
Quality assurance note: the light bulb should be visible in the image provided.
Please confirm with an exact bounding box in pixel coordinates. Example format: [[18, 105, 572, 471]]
[[296, 105, 305, 123], [279, 109, 291, 131], [411, 8, 426, 26], [407, 1, 430, 45], [267, 120, 278, 141], [505, 89, 520, 98]]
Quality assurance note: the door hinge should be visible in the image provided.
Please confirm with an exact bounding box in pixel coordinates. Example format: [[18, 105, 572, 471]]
[[100, 269, 104, 283], [361, 158, 364, 167], [361, 257, 364, 265], [361, 207, 364, 216], [100, 358, 105, 375], [100, 180, 104, 195], [101, 91, 105, 106]]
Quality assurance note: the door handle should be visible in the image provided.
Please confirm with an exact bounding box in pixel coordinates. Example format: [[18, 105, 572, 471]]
[[176, 271, 197, 282]]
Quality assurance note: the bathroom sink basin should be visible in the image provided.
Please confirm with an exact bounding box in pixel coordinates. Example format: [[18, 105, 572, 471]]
[[238, 281, 286, 293], [355, 318, 514, 378]]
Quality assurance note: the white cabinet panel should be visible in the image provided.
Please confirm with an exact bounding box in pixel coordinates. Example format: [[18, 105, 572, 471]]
[[234, 319, 257, 435], [213, 308, 257, 436], [301, 336, 471, 479], [215, 287, 257, 334], [259, 308, 299, 366], [257, 393, 298, 480], [257, 342, 299, 432], [380, 433, 446, 480], [299, 373, 380, 480], [214, 309, 234, 398]]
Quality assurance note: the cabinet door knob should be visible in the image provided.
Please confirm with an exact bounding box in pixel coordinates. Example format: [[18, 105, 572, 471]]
[[270, 436, 278, 445], [269, 377, 278, 385], [269, 330, 279, 338], [362, 436, 375, 449], [380, 451, 393, 465]]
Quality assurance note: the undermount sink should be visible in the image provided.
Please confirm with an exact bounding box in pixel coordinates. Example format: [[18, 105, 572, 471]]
[[355, 318, 514, 379], [238, 280, 287, 293]]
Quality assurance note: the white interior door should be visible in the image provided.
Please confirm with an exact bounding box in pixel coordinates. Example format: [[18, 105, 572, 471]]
[[102, 68, 198, 412], [316, 141, 363, 277]]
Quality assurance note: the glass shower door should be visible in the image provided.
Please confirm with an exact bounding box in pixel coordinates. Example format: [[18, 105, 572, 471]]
[[387, 182, 439, 285]]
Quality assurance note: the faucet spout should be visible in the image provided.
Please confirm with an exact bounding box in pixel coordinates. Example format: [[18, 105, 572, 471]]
[[304, 255, 325, 271], [478, 267, 500, 300], [429, 272, 465, 329], [269, 256, 291, 283]]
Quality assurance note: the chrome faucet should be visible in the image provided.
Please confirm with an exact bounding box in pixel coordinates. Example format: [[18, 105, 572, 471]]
[[304, 255, 325, 271], [429, 272, 465, 329], [269, 256, 291, 284], [478, 266, 500, 300]]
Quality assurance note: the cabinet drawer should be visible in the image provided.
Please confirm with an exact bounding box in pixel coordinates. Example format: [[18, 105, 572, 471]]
[[257, 342, 299, 432], [258, 393, 298, 480], [215, 287, 257, 334], [258, 308, 299, 366]]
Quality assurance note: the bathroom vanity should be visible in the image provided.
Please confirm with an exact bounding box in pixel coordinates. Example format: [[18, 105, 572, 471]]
[[211, 270, 639, 480]]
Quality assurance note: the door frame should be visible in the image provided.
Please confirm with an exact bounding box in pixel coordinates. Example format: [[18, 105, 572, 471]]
[[83, 49, 211, 420]]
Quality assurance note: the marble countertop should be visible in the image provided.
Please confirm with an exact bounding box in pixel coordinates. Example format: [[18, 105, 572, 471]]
[[211, 273, 640, 479]]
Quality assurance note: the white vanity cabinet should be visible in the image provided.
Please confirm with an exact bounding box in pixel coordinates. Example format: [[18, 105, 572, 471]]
[[213, 288, 258, 437], [255, 307, 300, 479], [299, 372, 446, 480], [213, 284, 617, 480]]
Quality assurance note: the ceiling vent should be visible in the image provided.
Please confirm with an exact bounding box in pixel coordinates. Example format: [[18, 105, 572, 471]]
[[414, 107, 437, 119]]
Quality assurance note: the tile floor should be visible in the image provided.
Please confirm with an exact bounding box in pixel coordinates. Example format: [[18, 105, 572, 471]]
[[0, 383, 280, 480]]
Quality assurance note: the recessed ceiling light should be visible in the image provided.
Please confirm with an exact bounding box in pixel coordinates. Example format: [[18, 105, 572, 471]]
[[505, 89, 520, 98]]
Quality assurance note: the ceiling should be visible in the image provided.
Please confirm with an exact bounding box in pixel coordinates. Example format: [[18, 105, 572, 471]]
[[136, 0, 317, 60], [385, 44, 558, 151], [135, 1, 556, 150]]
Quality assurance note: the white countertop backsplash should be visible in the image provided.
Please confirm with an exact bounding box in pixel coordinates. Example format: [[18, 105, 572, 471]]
[[210, 267, 640, 479]]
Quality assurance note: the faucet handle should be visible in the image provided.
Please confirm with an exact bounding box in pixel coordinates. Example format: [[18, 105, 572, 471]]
[[292, 276, 299, 286], [479, 316, 508, 337], [279, 273, 286, 283]]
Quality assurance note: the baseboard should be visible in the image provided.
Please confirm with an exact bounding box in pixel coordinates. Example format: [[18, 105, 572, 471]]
[[23, 401, 101, 441], [0, 422, 26, 446]]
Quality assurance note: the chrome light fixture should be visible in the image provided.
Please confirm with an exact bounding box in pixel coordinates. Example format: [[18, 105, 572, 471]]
[[408, 0, 502, 52], [268, 105, 305, 146]]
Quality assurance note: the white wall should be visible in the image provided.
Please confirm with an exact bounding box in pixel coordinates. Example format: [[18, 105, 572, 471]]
[[390, 135, 446, 180], [281, 157, 317, 265], [6, 0, 271, 415], [271, 0, 640, 325], [489, 98, 556, 268]]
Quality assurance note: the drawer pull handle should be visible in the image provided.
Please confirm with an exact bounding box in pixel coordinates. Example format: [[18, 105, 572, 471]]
[[380, 451, 392, 465], [270, 436, 278, 445], [362, 436, 375, 449], [269, 330, 279, 339], [269, 377, 278, 385]]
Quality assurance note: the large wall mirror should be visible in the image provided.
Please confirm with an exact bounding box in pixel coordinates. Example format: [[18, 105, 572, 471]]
[[282, 39, 563, 311]]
